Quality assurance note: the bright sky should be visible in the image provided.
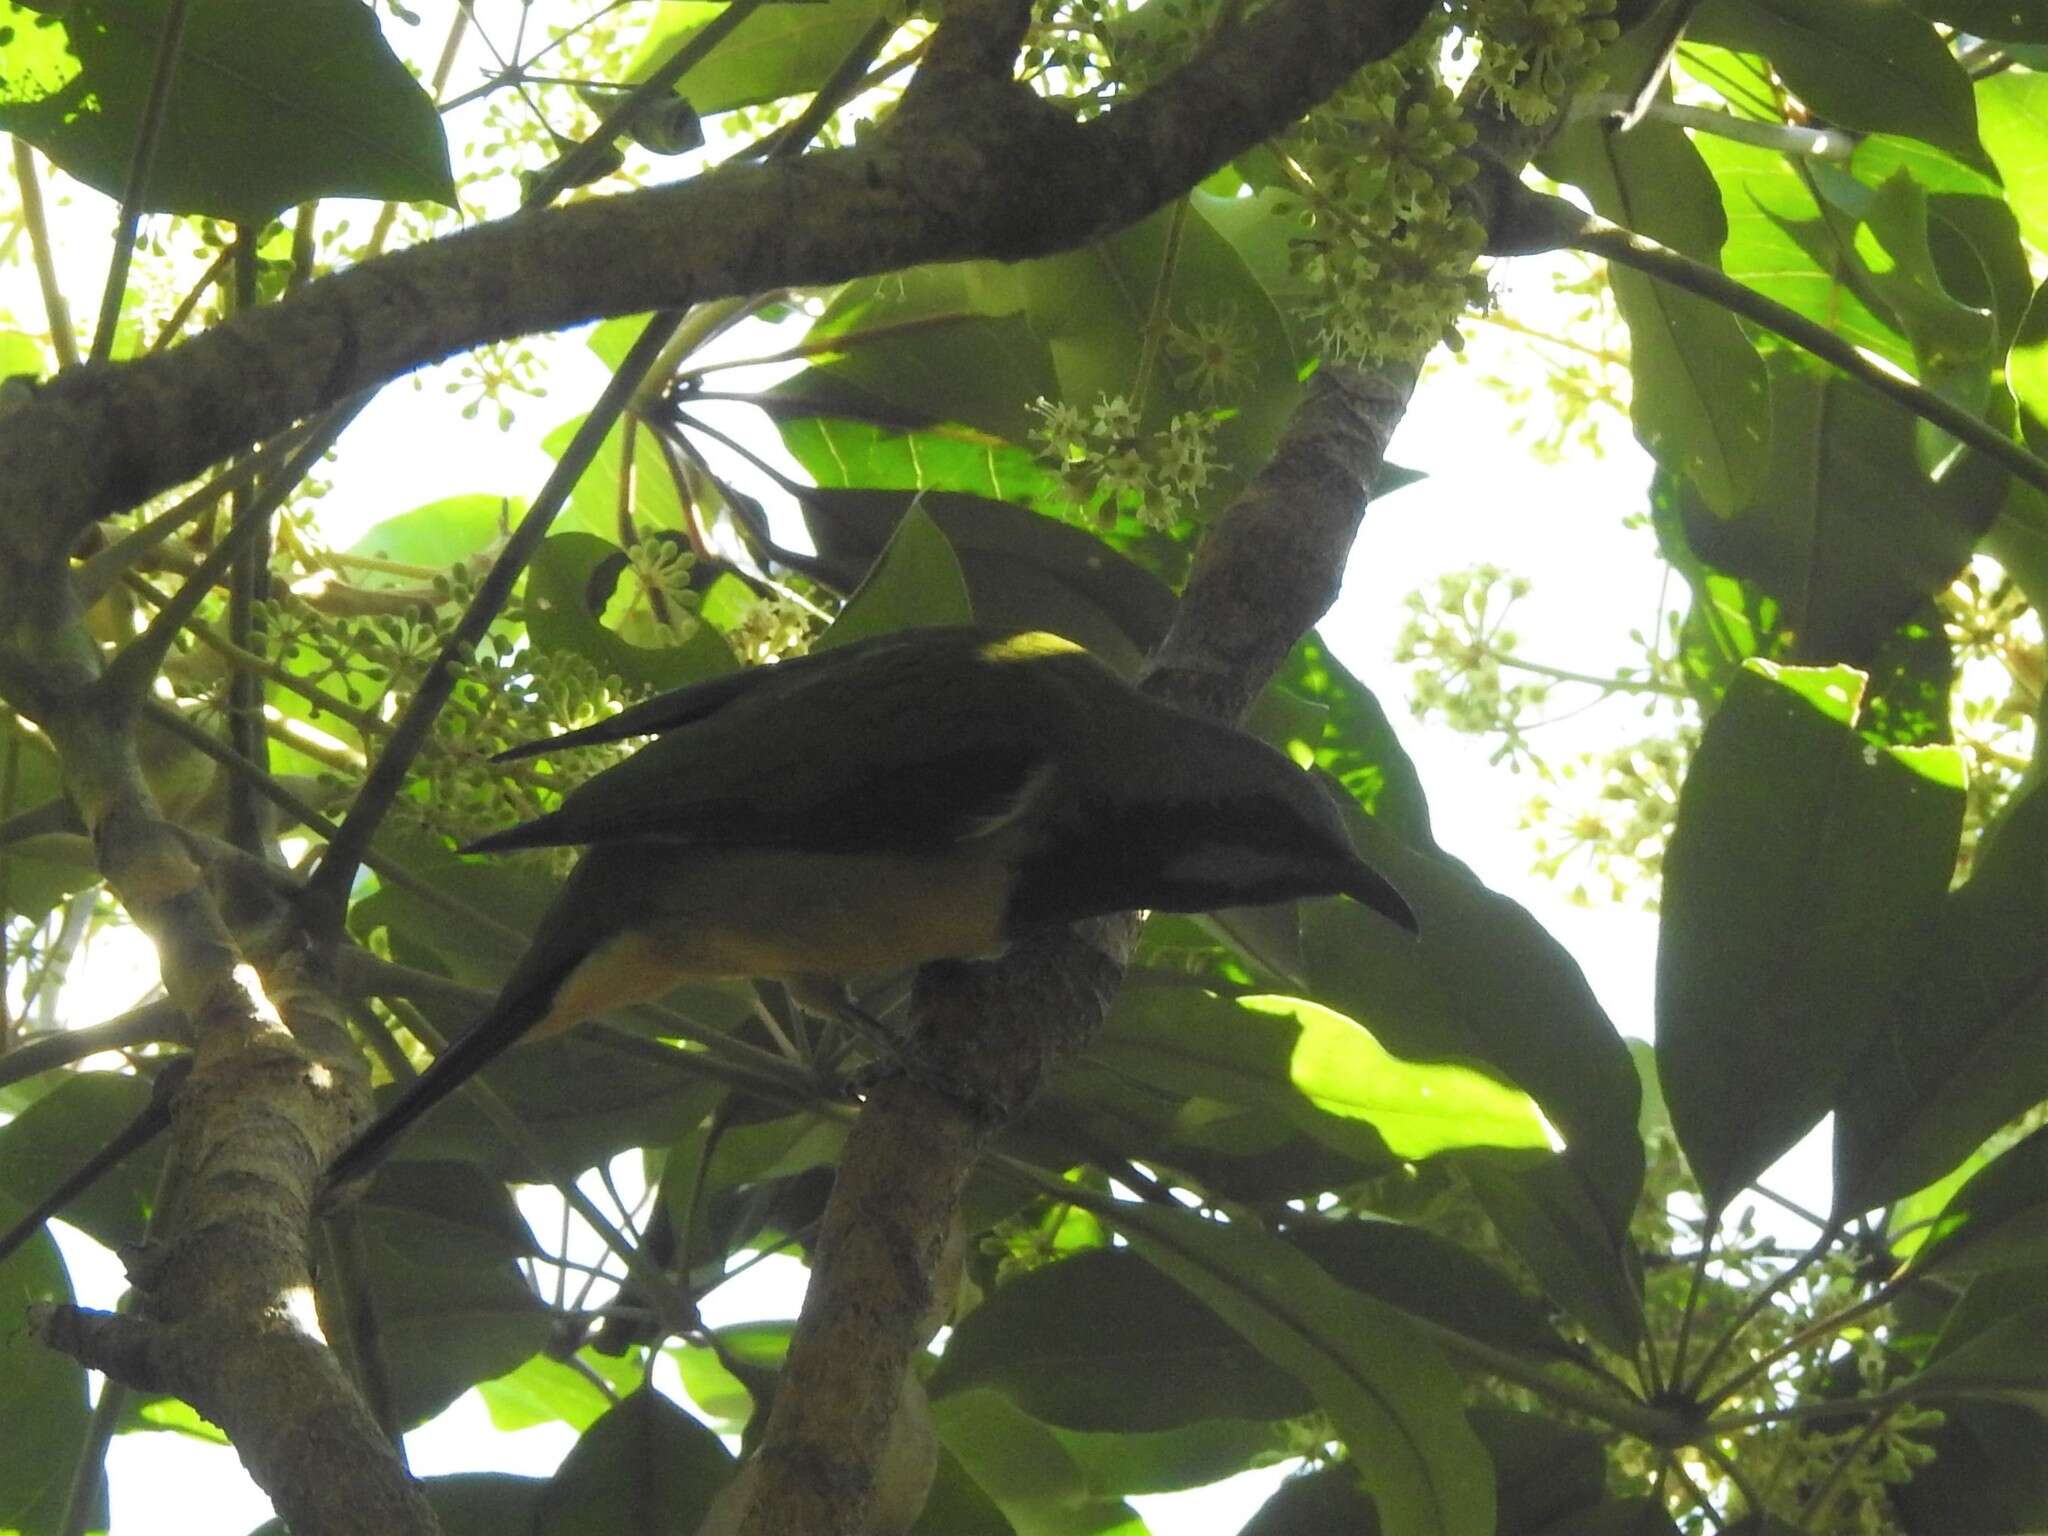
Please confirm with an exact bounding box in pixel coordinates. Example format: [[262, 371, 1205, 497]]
[[1, 47, 1813, 1535]]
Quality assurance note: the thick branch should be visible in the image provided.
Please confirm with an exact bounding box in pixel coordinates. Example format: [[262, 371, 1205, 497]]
[[0, 0, 1431, 563]]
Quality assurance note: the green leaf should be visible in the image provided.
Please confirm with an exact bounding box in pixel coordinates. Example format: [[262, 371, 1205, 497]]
[[538, 411, 687, 543], [928, 1248, 1311, 1431], [1694, 135, 1909, 365], [353, 1163, 553, 1427], [1239, 1465, 1381, 1535], [1013, 200, 1301, 517], [1273, 635, 1437, 852], [1673, 358, 1990, 664], [0, 1071, 162, 1252], [627, 0, 888, 117], [1092, 989, 1549, 1168], [1834, 776, 2048, 1209], [1977, 73, 2048, 256], [2011, 280, 2048, 457], [419, 1475, 547, 1536], [671, 1322, 789, 1431], [1694, 0, 1988, 169], [660, 1109, 846, 1236], [1052, 1418, 1294, 1498], [1657, 661, 1965, 1211], [932, 1389, 1150, 1536], [0, 717, 100, 924], [0, 1213, 93, 1536], [1302, 842, 1646, 1236], [1113, 1201, 1494, 1536], [366, 1032, 733, 1185], [1848, 169, 1999, 404], [1888, 1401, 2048, 1533], [790, 489, 1176, 671], [535, 1388, 735, 1536], [1457, 1155, 1646, 1357], [348, 494, 512, 571], [912, 1448, 1017, 1536], [1541, 116, 1770, 514], [802, 266, 1059, 448], [818, 500, 974, 649], [0, 0, 454, 223], [1907, 1125, 2048, 1278], [1911, 1302, 2048, 1408], [525, 532, 740, 691], [1468, 1408, 1606, 1536], [1289, 1221, 1573, 1362], [478, 1352, 637, 1434]]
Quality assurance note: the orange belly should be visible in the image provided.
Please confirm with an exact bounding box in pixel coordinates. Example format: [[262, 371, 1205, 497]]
[[527, 847, 1014, 1037]]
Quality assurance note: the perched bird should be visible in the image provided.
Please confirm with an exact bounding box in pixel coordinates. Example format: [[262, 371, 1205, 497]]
[[326, 628, 1414, 1187]]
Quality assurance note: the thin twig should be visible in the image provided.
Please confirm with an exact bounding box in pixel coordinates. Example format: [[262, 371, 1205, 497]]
[[303, 310, 686, 934], [89, 0, 192, 366], [521, 0, 773, 207], [12, 141, 79, 371]]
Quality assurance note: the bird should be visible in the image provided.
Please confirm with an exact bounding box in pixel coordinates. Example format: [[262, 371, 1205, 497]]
[[325, 627, 1415, 1189]]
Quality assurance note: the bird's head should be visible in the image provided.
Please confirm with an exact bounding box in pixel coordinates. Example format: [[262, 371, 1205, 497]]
[[1009, 706, 1418, 935]]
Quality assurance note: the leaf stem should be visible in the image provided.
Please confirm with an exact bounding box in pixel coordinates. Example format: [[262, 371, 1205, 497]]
[[89, 0, 192, 367]]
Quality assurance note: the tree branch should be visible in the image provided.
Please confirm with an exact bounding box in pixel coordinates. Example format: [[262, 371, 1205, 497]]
[[0, 0, 1433, 565]]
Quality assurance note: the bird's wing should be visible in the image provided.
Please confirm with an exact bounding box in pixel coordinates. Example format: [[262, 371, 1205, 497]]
[[492, 627, 991, 761], [469, 725, 1056, 858]]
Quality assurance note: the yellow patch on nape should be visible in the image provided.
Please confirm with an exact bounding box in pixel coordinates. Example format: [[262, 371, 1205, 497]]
[[980, 631, 1085, 664]]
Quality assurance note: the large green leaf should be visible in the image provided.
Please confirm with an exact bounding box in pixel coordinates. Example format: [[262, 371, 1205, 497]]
[[1911, 1302, 2048, 1408], [348, 495, 512, 572], [2012, 279, 2048, 456], [1673, 357, 1991, 665], [1694, 0, 1988, 169], [1467, 1408, 1606, 1536], [1907, 1125, 2048, 1278], [1302, 838, 1645, 1234], [789, 490, 1176, 671], [933, 1388, 1150, 1536], [525, 532, 740, 691], [1977, 73, 2048, 255], [1835, 777, 2048, 1210], [929, 1248, 1310, 1431], [802, 265, 1060, 448], [1114, 1202, 1494, 1536], [0, 1071, 162, 1252], [0, 0, 453, 223], [1542, 115, 1770, 514], [1694, 135, 1909, 364], [1052, 1419, 1294, 1499], [1657, 661, 1964, 1212], [1239, 1465, 1381, 1535], [535, 1388, 735, 1536], [1289, 1220, 1572, 1362], [419, 1475, 547, 1536], [352, 1162, 552, 1427], [1273, 636, 1436, 852], [538, 411, 689, 544], [817, 500, 975, 649], [1457, 1154, 1646, 1357], [627, 0, 889, 117], [1013, 201, 1300, 516], [1889, 1400, 2048, 1534], [0, 1212, 93, 1536]]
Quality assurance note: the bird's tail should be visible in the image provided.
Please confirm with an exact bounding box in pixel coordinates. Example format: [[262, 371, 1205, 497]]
[[323, 972, 561, 1195]]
